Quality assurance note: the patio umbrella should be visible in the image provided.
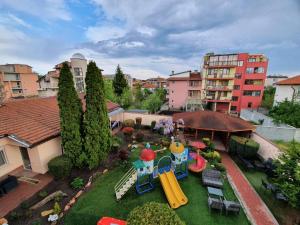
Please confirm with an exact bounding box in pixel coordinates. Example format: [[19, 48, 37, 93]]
[[189, 141, 206, 155]]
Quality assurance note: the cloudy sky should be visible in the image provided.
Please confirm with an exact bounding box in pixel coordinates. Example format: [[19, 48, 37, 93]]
[[0, 0, 300, 78]]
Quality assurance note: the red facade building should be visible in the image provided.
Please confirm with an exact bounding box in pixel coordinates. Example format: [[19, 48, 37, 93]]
[[202, 53, 268, 113]]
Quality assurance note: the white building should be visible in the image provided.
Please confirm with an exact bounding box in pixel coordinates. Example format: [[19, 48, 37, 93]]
[[265, 75, 288, 87], [274, 75, 300, 105], [38, 53, 87, 97], [103, 74, 133, 88]]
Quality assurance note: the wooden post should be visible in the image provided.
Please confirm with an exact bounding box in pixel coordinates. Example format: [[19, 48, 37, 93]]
[[226, 132, 230, 150], [211, 130, 214, 141], [195, 129, 198, 139]]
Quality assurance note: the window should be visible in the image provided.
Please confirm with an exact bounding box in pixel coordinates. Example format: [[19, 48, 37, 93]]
[[238, 61, 244, 67], [248, 102, 253, 108], [235, 73, 241, 79], [230, 106, 237, 111], [243, 90, 261, 96], [0, 148, 7, 167], [223, 92, 228, 97], [4, 73, 20, 81], [232, 96, 238, 101], [189, 81, 199, 87], [75, 77, 84, 93], [233, 85, 240, 90], [246, 68, 254, 74], [248, 58, 257, 62], [73, 67, 83, 77], [245, 79, 263, 85]]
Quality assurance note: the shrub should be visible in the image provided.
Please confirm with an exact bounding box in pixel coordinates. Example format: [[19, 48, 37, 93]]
[[136, 131, 144, 142], [215, 163, 226, 172], [38, 190, 48, 198], [127, 202, 185, 225], [151, 120, 156, 130], [111, 136, 122, 152], [123, 119, 135, 127], [54, 193, 63, 202], [9, 211, 21, 221], [31, 219, 42, 225], [135, 117, 142, 129], [119, 149, 130, 160], [122, 127, 134, 135], [203, 151, 221, 163], [53, 202, 61, 215], [20, 202, 30, 209], [202, 137, 210, 146], [161, 137, 171, 147], [158, 127, 164, 135], [70, 177, 84, 190], [48, 155, 73, 180], [229, 136, 259, 159]]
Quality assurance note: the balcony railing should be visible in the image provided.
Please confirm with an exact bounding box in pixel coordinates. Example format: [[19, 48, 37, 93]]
[[205, 95, 231, 101], [206, 61, 238, 67], [206, 85, 233, 90], [11, 86, 22, 90], [206, 74, 234, 79]]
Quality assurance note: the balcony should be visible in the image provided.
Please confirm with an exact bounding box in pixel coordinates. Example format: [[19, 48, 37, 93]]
[[206, 85, 233, 91], [205, 61, 238, 68], [11, 86, 22, 90], [206, 74, 234, 80], [205, 95, 231, 102]]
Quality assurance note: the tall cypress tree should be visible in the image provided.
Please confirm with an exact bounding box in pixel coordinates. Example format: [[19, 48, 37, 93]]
[[83, 61, 112, 169], [113, 65, 128, 96], [57, 62, 85, 167]]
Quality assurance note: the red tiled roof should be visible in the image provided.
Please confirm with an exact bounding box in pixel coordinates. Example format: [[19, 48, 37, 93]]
[[142, 83, 156, 89], [173, 111, 254, 132], [276, 75, 300, 85], [0, 97, 120, 147]]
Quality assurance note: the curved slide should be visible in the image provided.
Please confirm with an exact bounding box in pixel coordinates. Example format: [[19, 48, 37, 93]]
[[158, 171, 188, 209]]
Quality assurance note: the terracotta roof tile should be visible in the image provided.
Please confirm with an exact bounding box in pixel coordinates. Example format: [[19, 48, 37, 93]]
[[0, 96, 120, 146], [173, 111, 254, 132], [276, 75, 300, 85]]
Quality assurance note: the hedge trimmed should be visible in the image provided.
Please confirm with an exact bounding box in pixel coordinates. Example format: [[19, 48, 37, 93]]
[[229, 135, 259, 159], [48, 155, 73, 180], [123, 119, 135, 127], [127, 202, 185, 225]]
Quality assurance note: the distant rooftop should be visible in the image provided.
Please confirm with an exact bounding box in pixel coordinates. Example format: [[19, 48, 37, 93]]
[[276, 75, 300, 85]]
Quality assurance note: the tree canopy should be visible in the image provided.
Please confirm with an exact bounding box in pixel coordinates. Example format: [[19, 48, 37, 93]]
[[269, 100, 300, 128], [262, 86, 275, 110], [57, 62, 85, 167], [83, 61, 112, 169], [113, 65, 128, 96]]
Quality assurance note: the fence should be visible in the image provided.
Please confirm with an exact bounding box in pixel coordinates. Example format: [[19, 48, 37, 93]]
[[240, 109, 300, 142], [252, 133, 281, 160]]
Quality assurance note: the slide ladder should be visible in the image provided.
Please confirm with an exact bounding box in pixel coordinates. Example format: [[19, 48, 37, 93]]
[[158, 171, 188, 209], [114, 167, 137, 200]]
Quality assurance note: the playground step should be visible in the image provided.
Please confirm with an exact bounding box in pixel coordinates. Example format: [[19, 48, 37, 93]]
[[115, 170, 137, 200]]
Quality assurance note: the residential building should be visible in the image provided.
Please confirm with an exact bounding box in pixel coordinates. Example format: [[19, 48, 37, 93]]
[[146, 77, 167, 89], [0, 96, 123, 179], [274, 75, 300, 105], [103, 73, 133, 88], [141, 83, 156, 92], [0, 64, 39, 101], [202, 53, 268, 113], [167, 70, 203, 111], [38, 53, 87, 97], [265, 75, 288, 87]]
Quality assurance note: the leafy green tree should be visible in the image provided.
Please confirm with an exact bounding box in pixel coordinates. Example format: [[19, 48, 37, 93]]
[[83, 61, 112, 169], [142, 92, 163, 113], [103, 79, 117, 102], [57, 62, 85, 167], [262, 86, 275, 109], [143, 88, 152, 98], [118, 87, 133, 109], [155, 88, 167, 102], [133, 83, 144, 108], [274, 141, 300, 208], [113, 65, 128, 96], [269, 100, 300, 127]]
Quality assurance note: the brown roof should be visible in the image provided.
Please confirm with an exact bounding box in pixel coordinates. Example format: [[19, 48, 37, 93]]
[[173, 111, 254, 132], [276, 75, 300, 85], [0, 97, 120, 147], [168, 72, 202, 81], [142, 83, 156, 89]]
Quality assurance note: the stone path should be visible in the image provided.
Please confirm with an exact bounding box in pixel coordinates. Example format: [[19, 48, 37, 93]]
[[221, 152, 279, 225]]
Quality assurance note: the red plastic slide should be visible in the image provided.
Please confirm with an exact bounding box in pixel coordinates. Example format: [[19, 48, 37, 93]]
[[97, 217, 127, 225], [188, 152, 207, 173]]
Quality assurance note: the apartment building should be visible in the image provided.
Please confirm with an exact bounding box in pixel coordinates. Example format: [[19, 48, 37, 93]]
[[0, 64, 39, 101], [146, 77, 167, 89], [265, 75, 288, 87], [202, 53, 268, 113], [274, 75, 300, 105], [167, 70, 203, 111], [38, 53, 87, 97]]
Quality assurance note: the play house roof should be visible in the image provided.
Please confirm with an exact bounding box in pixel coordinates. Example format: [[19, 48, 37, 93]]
[[170, 142, 185, 154], [140, 149, 156, 161], [190, 141, 206, 149]]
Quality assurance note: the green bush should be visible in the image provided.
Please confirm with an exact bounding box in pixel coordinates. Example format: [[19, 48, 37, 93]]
[[229, 136, 259, 159], [123, 119, 135, 127], [202, 137, 210, 145], [127, 202, 185, 225], [31, 219, 42, 225], [161, 137, 171, 147], [70, 177, 84, 190], [111, 136, 122, 151], [203, 151, 221, 163], [151, 120, 156, 130], [53, 202, 61, 215], [38, 190, 48, 198], [135, 131, 144, 142], [48, 155, 72, 180], [214, 163, 226, 172]]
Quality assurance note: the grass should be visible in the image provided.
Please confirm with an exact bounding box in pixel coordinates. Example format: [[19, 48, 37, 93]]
[[273, 140, 300, 152], [64, 148, 249, 225], [240, 167, 300, 225]]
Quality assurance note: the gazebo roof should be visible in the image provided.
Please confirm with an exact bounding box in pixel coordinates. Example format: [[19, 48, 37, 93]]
[[173, 111, 254, 132]]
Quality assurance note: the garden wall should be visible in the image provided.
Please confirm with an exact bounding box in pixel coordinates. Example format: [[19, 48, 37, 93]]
[[123, 112, 172, 126], [251, 133, 281, 160]]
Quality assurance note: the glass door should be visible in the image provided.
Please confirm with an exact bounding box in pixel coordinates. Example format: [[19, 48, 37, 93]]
[[20, 147, 32, 170]]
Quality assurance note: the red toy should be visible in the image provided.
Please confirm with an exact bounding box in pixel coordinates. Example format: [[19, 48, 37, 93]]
[[97, 217, 127, 225]]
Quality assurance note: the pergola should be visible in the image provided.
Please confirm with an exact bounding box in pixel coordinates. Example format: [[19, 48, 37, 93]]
[[173, 111, 255, 149]]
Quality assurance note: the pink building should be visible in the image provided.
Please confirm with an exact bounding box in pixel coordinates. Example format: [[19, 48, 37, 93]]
[[167, 71, 202, 111]]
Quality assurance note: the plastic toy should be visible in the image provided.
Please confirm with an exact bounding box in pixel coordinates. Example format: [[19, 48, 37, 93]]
[[97, 217, 127, 225], [188, 141, 207, 173]]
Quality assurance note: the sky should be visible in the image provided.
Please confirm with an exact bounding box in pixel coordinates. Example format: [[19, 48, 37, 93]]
[[0, 0, 300, 79]]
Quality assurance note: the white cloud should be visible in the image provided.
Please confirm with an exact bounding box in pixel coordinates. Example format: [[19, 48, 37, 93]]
[[85, 25, 126, 42]]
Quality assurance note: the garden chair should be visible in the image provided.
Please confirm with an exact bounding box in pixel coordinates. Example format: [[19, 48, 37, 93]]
[[261, 179, 277, 193], [275, 192, 288, 202], [208, 196, 223, 214], [237, 155, 254, 170], [202, 169, 223, 188], [223, 199, 241, 215]]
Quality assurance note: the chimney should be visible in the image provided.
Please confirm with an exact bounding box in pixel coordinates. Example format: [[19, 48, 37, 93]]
[[171, 70, 174, 75]]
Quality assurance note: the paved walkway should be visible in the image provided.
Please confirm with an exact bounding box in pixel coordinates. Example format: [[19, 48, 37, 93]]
[[221, 153, 278, 225]]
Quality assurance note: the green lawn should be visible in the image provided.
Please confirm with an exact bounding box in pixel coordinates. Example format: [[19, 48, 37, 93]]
[[273, 140, 300, 152], [242, 169, 300, 225], [64, 149, 250, 225]]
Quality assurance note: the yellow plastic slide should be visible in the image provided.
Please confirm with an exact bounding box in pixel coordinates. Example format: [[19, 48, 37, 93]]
[[158, 171, 188, 209]]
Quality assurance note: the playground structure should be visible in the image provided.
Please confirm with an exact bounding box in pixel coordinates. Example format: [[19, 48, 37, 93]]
[[114, 141, 189, 209], [188, 141, 207, 173]]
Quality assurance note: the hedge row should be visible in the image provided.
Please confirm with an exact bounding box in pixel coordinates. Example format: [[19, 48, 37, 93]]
[[229, 135, 259, 159]]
